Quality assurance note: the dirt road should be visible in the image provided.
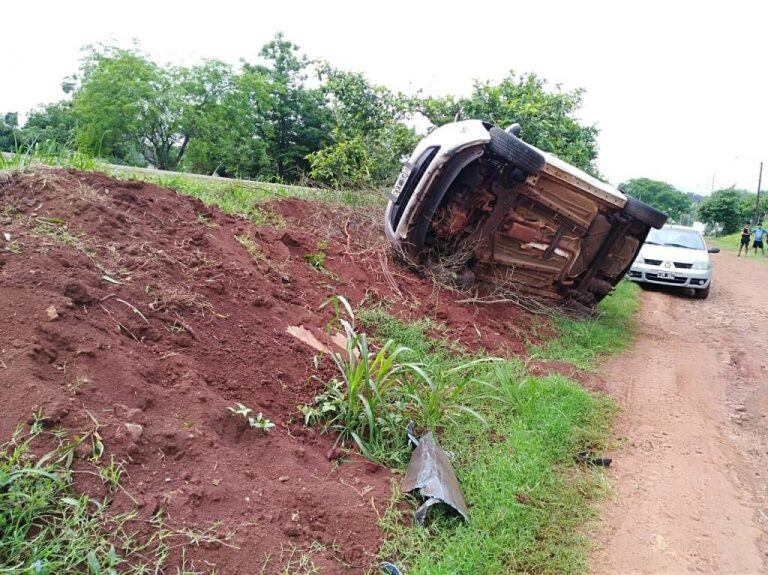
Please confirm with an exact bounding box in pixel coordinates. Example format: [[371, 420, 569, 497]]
[[593, 250, 768, 574]]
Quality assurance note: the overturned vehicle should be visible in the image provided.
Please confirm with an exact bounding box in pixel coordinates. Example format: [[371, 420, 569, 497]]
[[384, 120, 667, 304]]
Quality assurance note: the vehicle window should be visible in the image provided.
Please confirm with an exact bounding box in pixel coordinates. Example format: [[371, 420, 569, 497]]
[[645, 227, 705, 250]]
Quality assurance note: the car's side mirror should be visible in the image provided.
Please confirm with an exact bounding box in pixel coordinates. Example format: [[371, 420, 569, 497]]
[[708, 247, 720, 253]]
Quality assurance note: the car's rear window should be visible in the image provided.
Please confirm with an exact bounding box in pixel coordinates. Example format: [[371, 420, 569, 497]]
[[645, 227, 705, 250]]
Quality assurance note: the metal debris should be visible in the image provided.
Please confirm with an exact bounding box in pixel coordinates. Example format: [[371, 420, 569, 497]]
[[403, 429, 469, 525], [379, 562, 403, 575], [576, 450, 612, 467]]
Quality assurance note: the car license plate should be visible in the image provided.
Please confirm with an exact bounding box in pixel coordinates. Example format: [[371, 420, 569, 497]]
[[657, 271, 676, 279], [391, 165, 412, 198]]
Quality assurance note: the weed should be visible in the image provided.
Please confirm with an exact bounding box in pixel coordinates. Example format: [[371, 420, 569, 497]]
[[250, 206, 287, 228], [228, 403, 276, 432], [0, 424, 167, 574], [304, 240, 328, 271], [195, 212, 218, 229], [235, 234, 265, 262], [146, 283, 214, 314], [98, 454, 126, 492], [3, 239, 23, 254], [302, 297, 490, 465], [68, 375, 89, 395], [165, 321, 188, 335]]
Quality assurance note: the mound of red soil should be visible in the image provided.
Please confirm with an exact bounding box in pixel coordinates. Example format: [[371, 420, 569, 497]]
[[0, 168, 533, 573]]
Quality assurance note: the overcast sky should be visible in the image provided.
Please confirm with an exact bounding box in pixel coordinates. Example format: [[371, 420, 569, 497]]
[[4, 1, 767, 194]]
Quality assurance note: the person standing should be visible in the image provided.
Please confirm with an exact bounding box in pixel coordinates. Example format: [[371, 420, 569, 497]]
[[738, 225, 752, 256], [753, 223, 766, 256]]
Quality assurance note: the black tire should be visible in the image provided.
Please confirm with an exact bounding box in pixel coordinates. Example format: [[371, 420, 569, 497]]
[[622, 197, 667, 229], [694, 284, 710, 299], [487, 127, 545, 175]]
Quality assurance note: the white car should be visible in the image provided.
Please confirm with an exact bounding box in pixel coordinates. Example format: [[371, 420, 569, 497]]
[[627, 224, 719, 298], [384, 120, 667, 305]]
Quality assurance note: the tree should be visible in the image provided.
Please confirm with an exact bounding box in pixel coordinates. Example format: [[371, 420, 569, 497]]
[[255, 33, 332, 180], [71, 47, 230, 170], [0, 113, 19, 151], [308, 66, 418, 187], [418, 72, 599, 173], [183, 65, 271, 178], [619, 178, 693, 222], [736, 191, 768, 225], [697, 188, 747, 234], [71, 47, 157, 163], [22, 101, 76, 150]]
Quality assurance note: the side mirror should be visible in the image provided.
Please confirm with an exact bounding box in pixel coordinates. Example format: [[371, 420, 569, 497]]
[[708, 247, 720, 254]]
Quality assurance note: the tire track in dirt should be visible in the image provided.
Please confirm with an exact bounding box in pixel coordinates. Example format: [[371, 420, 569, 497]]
[[592, 251, 768, 574]]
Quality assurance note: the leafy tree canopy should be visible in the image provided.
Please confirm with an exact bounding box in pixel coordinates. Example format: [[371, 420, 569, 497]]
[[0, 113, 19, 151], [619, 178, 693, 222], [22, 101, 77, 151], [419, 72, 599, 173], [14, 35, 603, 188], [697, 188, 750, 234], [307, 66, 418, 187]]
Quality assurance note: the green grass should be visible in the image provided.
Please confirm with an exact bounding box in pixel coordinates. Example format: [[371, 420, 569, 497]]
[[0, 417, 230, 574], [2, 148, 384, 219], [707, 232, 740, 252], [357, 288, 638, 574], [707, 232, 768, 261], [0, 420, 169, 574], [529, 281, 640, 370]]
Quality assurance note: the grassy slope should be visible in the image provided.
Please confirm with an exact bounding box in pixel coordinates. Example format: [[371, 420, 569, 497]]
[[530, 281, 640, 370], [707, 232, 741, 252], [363, 282, 638, 574], [1, 151, 385, 215]]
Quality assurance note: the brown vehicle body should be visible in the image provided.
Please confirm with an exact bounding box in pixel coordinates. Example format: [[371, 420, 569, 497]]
[[384, 120, 667, 303]]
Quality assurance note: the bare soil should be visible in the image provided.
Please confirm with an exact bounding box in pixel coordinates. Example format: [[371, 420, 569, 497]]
[[593, 251, 768, 574], [0, 168, 535, 573]]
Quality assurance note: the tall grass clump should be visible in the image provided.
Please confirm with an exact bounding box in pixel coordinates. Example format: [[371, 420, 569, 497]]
[[301, 297, 490, 465]]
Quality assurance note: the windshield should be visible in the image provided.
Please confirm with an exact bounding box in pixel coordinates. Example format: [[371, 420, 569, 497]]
[[645, 227, 705, 250]]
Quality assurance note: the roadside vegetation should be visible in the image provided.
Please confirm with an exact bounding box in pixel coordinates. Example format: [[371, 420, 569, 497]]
[[1, 34, 600, 190], [531, 281, 640, 370], [708, 231, 768, 261], [293, 284, 638, 573], [344, 285, 637, 574], [0, 416, 227, 574], [1, 139, 643, 573]]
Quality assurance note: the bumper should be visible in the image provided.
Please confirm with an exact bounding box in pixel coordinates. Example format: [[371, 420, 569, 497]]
[[627, 263, 711, 288], [385, 121, 491, 250]]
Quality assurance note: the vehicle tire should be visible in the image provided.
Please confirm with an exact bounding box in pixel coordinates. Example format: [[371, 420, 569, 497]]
[[694, 284, 710, 299], [487, 127, 545, 175], [622, 197, 667, 229]]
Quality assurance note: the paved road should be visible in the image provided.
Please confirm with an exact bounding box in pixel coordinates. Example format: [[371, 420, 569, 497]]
[[593, 250, 768, 574]]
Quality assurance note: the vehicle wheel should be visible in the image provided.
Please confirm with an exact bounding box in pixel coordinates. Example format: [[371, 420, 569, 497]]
[[487, 127, 545, 175], [694, 285, 710, 299], [622, 197, 667, 229]]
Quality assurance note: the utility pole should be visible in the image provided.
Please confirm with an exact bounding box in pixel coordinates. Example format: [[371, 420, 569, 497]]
[[756, 161, 763, 225]]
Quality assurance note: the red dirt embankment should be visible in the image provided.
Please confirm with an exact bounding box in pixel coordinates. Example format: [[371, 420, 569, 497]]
[[0, 168, 533, 572]]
